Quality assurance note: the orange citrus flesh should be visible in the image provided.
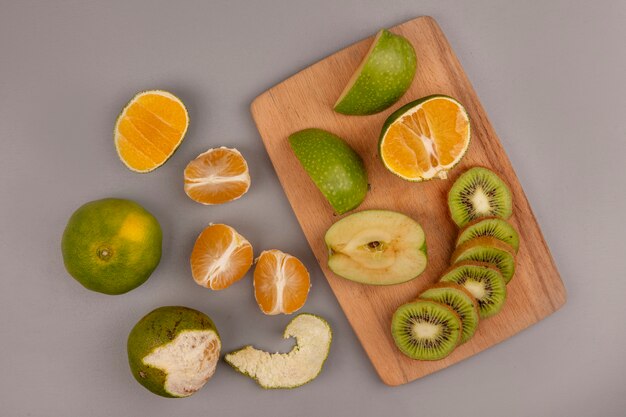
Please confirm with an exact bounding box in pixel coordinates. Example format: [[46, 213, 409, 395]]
[[381, 96, 470, 181], [114, 90, 189, 172], [184, 147, 251, 205], [190, 224, 253, 290], [254, 250, 310, 315]]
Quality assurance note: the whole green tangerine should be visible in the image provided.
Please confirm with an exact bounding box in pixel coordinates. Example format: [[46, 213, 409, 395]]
[[61, 198, 162, 295]]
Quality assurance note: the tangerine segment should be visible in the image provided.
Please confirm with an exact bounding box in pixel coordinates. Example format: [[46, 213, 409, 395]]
[[184, 147, 251, 205], [190, 224, 253, 290], [380, 95, 470, 181], [254, 250, 311, 315], [114, 90, 189, 173]]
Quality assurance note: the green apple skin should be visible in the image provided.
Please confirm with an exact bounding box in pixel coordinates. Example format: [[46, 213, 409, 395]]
[[334, 29, 417, 116], [289, 128, 368, 215]]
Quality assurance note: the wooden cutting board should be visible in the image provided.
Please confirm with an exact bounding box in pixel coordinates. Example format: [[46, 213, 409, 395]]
[[250, 16, 566, 386]]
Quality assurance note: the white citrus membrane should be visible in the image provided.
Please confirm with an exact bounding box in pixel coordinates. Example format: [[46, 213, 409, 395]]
[[143, 330, 221, 397], [225, 314, 331, 389]]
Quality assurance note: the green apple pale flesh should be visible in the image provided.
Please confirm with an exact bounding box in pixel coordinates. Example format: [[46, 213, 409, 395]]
[[325, 210, 427, 285], [289, 128, 368, 214], [334, 29, 417, 115], [127, 306, 221, 398], [225, 313, 332, 389]]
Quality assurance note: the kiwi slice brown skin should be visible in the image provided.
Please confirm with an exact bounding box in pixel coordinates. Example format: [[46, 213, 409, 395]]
[[456, 217, 520, 253], [448, 166, 513, 227], [391, 299, 462, 361], [418, 282, 479, 344], [451, 236, 516, 283], [440, 261, 507, 318]]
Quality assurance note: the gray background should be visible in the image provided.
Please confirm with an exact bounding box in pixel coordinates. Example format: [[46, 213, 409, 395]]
[[1, 0, 625, 416]]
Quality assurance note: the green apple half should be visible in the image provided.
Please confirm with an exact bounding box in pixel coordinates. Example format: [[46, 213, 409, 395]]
[[289, 128, 368, 214], [334, 29, 417, 115], [325, 210, 427, 285]]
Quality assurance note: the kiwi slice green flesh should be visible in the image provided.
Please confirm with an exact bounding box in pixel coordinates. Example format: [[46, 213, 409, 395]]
[[457, 217, 520, 253], [448, 167, 513, 227], [440, 261, 507, 318], [391, 300, 462, 360], [451, 236, 516, 283], [419, 283, 479, 344]]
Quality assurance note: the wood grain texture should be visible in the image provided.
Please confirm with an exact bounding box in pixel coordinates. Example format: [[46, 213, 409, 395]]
[[250, 16, 566, 386]]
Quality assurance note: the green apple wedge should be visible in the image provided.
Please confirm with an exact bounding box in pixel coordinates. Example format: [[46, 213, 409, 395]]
[[289, 128, 368, 214], [334, 29, 417, 115], [325, 210, 427, 285]]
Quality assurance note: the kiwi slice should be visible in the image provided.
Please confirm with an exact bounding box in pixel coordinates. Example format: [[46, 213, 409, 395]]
[[419, 283, 479, 344], [451, 236, 516, 283], [456, 217, 520, 253], [391, 300, 462, 360], [448, 167, 513, 227], [440, 261, 507, 318]]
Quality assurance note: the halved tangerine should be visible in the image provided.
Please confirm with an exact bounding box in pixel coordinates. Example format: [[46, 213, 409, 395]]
[[114, 90, 189, 173], [190, 224, 253, 290], [379, 95, 470, 181], [184, 147, 251, 205], [253, 250, 310, 315]]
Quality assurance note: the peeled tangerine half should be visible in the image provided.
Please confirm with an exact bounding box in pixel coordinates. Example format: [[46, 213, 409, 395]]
[[114, 90, 189, 173], [190, 224, 253, 290], [225, 314, 332, 389], [379, 95, 470, 182], [184, 147, 251, 205], [254, 250, 311, 315], [325, 210, 427, 285]]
